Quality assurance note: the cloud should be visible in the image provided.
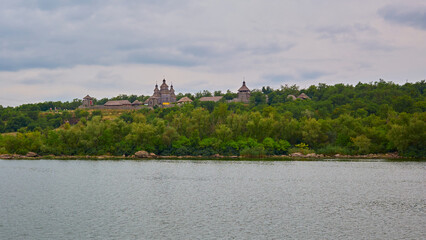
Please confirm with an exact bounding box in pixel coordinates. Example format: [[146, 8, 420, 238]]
[[379, 4, 426, 30], [316, 24, 377, 40], [0, 1, 192, 71], [263, 74, 295, 83], [180, 44, 227, 59], [299, 70, 329, 80], [356, 40, 395, 52], [314, 23, 396, 52], [261, 70, 330, 87], [242, 43, 295, 55], [127, 51, 199, 67], [1, 1, 426, 106], [0, 0, 299, 72]]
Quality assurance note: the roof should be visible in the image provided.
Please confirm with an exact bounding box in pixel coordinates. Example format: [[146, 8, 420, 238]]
[[238, 81, 250, 92], [287, 95, 296, 100], [83, 95, 93, 100], [132, 100, 142, 105], [177, 97, 193, 103], [297, 93, 310, 99], [160, 79, 168, 89], [104, 100, 132, 106], [199, 96, 223, 102]]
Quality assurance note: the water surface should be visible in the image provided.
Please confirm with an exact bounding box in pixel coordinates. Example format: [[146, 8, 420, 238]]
[[0, 160, 425, 239]]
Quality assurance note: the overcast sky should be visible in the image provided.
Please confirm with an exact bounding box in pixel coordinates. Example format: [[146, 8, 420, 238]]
[[1, 0, 426, 106]]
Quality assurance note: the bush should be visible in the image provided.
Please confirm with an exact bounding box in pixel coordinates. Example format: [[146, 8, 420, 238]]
[[91, 110, 103, 117], [276, 140, 291, 154], [288, 147, 315, 155], [0, 147, 7, 154], [288, 143, 314, 155], [316, 145, 352, 155], [174, 146, 191, 156], [351, 135, 371, 154], [240, 146, 265, 158]]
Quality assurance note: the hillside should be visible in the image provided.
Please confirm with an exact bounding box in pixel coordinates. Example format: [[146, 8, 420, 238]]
[[0, 80, 424, 157]]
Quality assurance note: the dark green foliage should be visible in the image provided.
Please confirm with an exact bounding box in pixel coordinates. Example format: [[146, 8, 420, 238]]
[[119, 113, 133, 123], [223, 90, 238, 100], [195, 90, 213, 98], [250, 90, 267, 105]]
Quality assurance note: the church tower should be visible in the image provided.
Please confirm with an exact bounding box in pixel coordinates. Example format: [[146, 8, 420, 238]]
[[145, 79, 177, 107], [159, 79, 170, 104], [237, 81, 250, 103], [170, 84, 176, 103]]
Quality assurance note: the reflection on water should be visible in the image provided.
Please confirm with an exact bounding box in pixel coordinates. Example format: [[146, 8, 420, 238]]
[[0, 160, 425, 239]]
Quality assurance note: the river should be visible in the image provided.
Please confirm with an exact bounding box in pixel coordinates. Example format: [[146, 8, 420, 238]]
[[0, 160, 425, 239]]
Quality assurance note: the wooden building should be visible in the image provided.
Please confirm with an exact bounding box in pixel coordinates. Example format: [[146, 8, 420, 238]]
[[104, 100, 132, 106], [145, 79, 177, 107], [177, 97, 193, 104], [199, 96, 224, 102], [237, 81, 251, 103], [82, 95, 94, 107]]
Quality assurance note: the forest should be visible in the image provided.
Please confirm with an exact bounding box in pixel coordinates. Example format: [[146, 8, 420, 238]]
[[0, 80, 424, 157]]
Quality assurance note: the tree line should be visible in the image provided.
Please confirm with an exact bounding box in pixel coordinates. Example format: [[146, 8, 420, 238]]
[[0, 80, 424, 157]]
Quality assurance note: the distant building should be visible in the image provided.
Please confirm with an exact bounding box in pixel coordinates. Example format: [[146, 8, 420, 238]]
[[287, 95, 297, 100], [198, 81, 251, 104], [237, 81, 250, 103], [79, 97, 144, 109], [177, 96, 193, 104], [145, 79, 176, 107], [297, 93, 310, 100], [78, 78, 256, 110], [82, 95, 94, 107], [132, 100, 142, 106], [104, 100, 132, 106], [228, 81, 251, 103], [199, 96, 224, 102], [287, 93, 311, 100]]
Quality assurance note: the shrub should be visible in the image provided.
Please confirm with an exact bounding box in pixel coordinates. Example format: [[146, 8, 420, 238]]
[[240, 145, 265, 158], [351, 135, 371, 154], [288, 143, 314, 155], [316, 145, 352, 155]]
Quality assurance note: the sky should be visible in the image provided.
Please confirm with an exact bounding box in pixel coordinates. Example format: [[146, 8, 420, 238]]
[[1, 0, 426, 106]]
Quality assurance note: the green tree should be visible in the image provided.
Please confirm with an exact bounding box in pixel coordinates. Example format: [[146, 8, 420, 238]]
[[351, 135, 371, 154]]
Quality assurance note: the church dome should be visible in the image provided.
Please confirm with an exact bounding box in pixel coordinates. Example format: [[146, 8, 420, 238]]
[[238, 81, 250, 92], [160, 79, 169, 90]]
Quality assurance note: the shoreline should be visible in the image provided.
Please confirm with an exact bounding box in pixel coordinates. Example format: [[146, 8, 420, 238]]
[[0, 153, 424, 161]]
